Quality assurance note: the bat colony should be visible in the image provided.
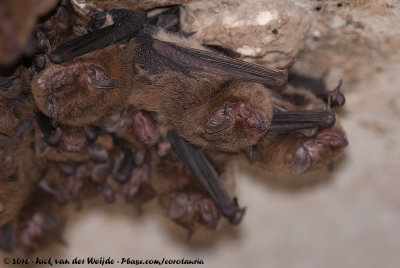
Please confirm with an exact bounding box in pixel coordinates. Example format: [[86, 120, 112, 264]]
[[0, 1, 348, 253]]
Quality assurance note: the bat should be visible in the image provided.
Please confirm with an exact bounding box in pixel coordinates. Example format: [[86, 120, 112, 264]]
[[36, 1, 91, 50], [0, 120, 45, 228], [32, 40, 139, 127], [167, 130, 245, 225], [247, 87, 348, 176], [10, 190, 66, 254], [149, 139, 222, 231], [0, 67, 35, 142]]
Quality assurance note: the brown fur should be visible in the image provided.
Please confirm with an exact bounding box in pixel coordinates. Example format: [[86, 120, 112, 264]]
[[37, 5, 90, 50], [129, 72, 273, 153], [0, 122, 46, 227], [32, 40, 139, 127], [246, 86, 348, 176], [0, 68, 35, 138]]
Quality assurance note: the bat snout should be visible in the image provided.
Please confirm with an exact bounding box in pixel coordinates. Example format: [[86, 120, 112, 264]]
[[244, 112, 270, 133], [291, 128, 348, 176], [40, 64, 86, 92], [227, 103, 270, 133], [313, 129, 349, 149]]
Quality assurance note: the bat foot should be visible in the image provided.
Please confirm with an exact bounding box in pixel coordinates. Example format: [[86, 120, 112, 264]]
[[227, 203, 246, 225], [329, 80, 345, 107], [283, 58, 298, 71], [119, 166, 149, 203], [97, 183, 115, 203]]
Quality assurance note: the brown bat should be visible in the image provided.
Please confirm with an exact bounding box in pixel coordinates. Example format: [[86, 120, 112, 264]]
[[36, 124, 154, 206], [32, 40, 139, 127], [36, 1, 91, 51], [149, 140, 222, 231], [165, 130, 244, 225], [3, 188, 67, 254], [0, 67, 35, 142], [246, 85, 348, 176], [0, 67, 47, 230], [0, 120, 46, 228]]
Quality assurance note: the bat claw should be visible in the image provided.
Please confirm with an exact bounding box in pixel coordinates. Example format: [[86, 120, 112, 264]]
[[38, 179, 67, 205], [283, 58, 298, 70], [224, 197, 246, 225], [329, 79, 345, 107], [229, 206, 246, 225]]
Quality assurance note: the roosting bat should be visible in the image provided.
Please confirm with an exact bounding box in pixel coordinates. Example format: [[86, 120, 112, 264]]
[[32, 41, 139, 127], [0, 67, 36, 141], [0, 3, 349, 254], [246, 86, 348, 176], [0, 119, 46, 228]]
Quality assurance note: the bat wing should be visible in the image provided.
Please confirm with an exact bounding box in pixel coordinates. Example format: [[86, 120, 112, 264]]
[[167, 131, 245, 224], [49, 10, 146, 63], [268, 105, 336, 135], [152, 39, 292, 86]]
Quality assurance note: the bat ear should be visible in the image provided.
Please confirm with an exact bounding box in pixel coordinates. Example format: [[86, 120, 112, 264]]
[[205, 106, 235, 133], [291, 144, 313, 176], [86, 65, 119, 89]]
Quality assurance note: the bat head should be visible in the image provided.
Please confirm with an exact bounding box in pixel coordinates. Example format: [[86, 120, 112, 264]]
[[166, 192, 220, 231], [32, 42, 138, 127], [291, 126, 348, 176], [201, 81, 273, 153], [248, 123, 348, 176]]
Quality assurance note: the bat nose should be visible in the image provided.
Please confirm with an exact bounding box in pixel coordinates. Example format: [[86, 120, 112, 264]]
[[316, 129, 349, 148], [244, 111, 269, 133]]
